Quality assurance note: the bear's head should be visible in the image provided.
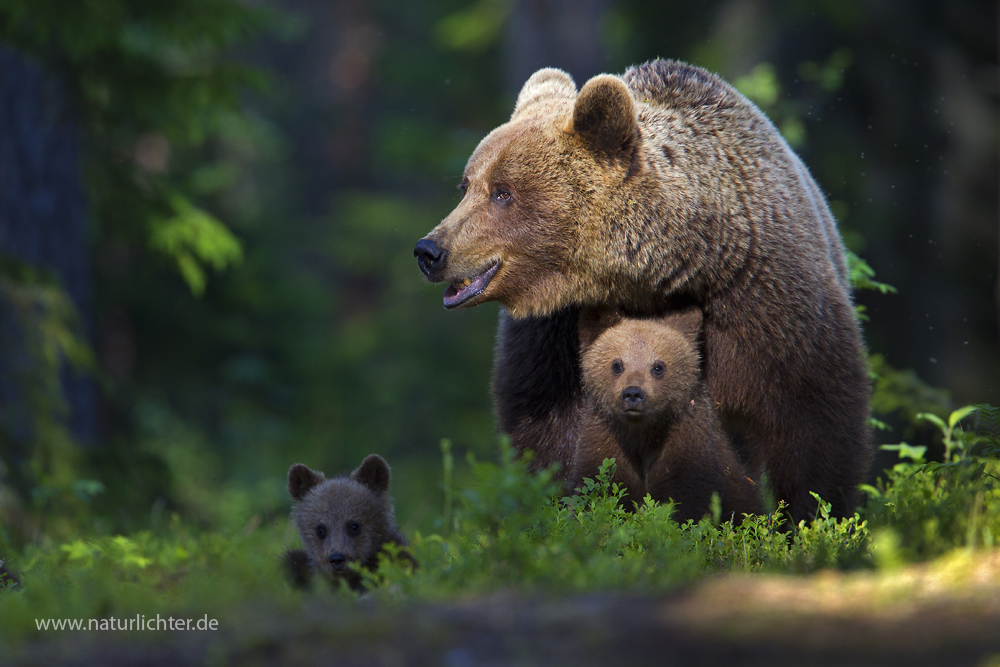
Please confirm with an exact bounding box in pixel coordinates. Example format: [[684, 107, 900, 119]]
[[414, 68, 641, 318], [287, 455, 394, 581], [579, 306, 703, 425]]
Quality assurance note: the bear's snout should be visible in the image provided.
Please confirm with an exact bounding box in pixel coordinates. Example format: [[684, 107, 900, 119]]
[[329, 552, 347, 571], [414, 238, 447, 279], [621, 386, 645, 409]]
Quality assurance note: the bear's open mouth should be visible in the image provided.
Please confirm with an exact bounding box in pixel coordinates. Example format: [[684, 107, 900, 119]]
[[443, 260, 500, 309]]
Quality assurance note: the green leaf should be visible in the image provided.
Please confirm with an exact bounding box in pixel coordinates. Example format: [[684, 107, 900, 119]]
[[916, 412, 947, 432], [734, 63, 780, 107], [870, 417, 892, 432], [846, 250, 897, 294], [858, 483, 882, 499], [948, 405, 978, 429], [879, 443, 927, 462], [149, 194, 243, 296], [434, 0, 513, 53]]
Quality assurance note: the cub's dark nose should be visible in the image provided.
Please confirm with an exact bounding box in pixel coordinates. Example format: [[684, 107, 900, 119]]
[[414, 238, 447, 278], [622, 386, 645, 408], [329, 552, 347, 570]]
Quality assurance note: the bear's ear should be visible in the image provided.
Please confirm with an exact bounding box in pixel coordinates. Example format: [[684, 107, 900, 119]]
[[352, 454, 391, 495], [512, 68, 577, 120], [578, 305, 623, 353], [661, 306, 703, 346], [572, 74, 638, 158], [288, 464, 325, 500]]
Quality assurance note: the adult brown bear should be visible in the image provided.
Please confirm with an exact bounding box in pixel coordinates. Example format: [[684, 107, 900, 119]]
[[414, 60, 870, 522]]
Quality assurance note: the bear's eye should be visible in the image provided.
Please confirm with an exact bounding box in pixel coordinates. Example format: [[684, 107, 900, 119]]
[[611, 359, 624, 375], [458, 177, 469, 197], [347, 521, 361, 536], [315, 524, 327, 539], [651, 361, 665, 377], [492, 187, 512, 204]]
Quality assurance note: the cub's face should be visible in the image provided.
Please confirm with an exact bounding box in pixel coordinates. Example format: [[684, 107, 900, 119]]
[[292, 479, 389, 578], [287, 455, 393, 581], [581, 317, 700, 424], [414, 69, 639, 318]]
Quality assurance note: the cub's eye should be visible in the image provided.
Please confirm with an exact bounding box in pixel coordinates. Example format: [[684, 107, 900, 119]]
[[611, 359, 624, 375], [458, 177, 469, 196], [315, 524, 327, 539], [347, 521, 361, 535], [651, 362, 665, 377], [492, 187, 512, 203]]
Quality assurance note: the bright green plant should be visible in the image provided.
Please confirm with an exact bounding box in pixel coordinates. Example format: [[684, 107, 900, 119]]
[[367, 446, 872, 599], [862, 404, 1000, 560]]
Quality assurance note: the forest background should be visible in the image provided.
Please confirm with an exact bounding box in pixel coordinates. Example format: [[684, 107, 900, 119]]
[[0, 0, 997, 555]]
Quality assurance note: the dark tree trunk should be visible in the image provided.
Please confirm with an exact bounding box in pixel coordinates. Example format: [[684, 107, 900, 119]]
[[0, 45, 95, 445], [503, 0, 611, 93]]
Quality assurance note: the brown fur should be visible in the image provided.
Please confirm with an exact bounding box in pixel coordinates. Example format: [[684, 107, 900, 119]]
[[570, 307, 761, 523], [417, 59, 871, 522], [286, 455, 412, 591]]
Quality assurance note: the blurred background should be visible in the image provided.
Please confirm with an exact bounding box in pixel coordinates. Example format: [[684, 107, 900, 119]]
[[0, 0, 996, 547]]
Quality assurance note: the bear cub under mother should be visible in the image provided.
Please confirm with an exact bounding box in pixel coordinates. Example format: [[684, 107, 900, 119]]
[[571, 306, 760, 523]]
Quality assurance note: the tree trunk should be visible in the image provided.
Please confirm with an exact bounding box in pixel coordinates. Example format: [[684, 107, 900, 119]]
[[503, 0, 611, 93], [0, 46, 95, 446]]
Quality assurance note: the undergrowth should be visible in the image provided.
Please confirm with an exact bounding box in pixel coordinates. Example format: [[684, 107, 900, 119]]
[[1, 404, 998, 644]]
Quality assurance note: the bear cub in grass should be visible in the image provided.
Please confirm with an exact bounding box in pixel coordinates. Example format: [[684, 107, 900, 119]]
[[286, 454, 411, 591], [570, 306, 761, 523]]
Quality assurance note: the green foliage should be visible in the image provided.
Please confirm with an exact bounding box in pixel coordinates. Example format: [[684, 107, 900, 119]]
[[369, 447, 869, 598], [845, 252, 953, 439], [4, 408, 999, 645], [847, 250, 897, 297], [0, 518, 303, 642], [861, 405, 1000, 561], [733, 63, 780, 107], [148, 195, 243, 297], [868, 353, 952, 437], [797, 47, 855, 93], [0, 0, 270, 538], [0, 0, 269, 264], [434, 0, 513, 54], [0, 257, 102, 543]]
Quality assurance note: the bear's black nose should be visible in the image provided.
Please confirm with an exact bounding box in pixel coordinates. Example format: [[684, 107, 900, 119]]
[[622, 386, 645, 408], [414, 238, 447, 278], [329, 552, 347, 570]]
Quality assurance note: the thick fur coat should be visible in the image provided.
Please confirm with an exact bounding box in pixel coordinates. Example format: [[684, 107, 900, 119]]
[[286, 455, 410, 590], [571, 307, 760, 522], [415, 59, 871, 521]]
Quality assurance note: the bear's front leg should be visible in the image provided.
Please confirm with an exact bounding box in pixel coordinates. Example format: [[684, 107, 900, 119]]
[[491, 306, 585, 476]]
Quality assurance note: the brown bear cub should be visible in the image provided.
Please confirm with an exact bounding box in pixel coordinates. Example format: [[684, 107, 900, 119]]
[[571, 307, 761, 523], [286, 454, 412, 591]]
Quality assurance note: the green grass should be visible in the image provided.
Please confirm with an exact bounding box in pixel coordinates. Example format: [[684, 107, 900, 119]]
[[1, 405, 998, 647]]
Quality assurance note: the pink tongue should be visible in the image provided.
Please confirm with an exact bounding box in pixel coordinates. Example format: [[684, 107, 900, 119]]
[[443, 264, 496, 308]]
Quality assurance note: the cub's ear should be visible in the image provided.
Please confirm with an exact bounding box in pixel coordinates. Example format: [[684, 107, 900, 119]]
[[352, 454, 391, 495], [578, 305, 623, 353], [661, 306, 703, 346], [572, 74, 638, 157], [288, 464, 325, 500], [512, 67, 577, 120]]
